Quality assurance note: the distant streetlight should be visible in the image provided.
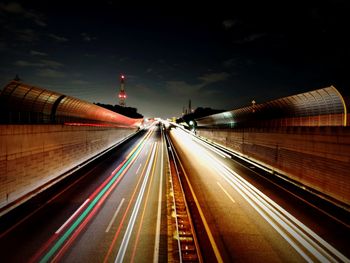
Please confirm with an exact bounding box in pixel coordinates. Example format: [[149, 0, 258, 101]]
[[251, 99, 256, 113]]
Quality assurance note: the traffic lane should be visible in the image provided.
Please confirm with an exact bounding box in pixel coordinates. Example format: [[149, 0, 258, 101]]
[[60, 135, 155, 262], [128, 129, 167, 263], [105, 129, 161, 263], [0, 129, 147, 262], [59, 127, 165, 262], [50, 127, 157, 262], [207, 142, 350, 258], [170, 129, 304, 262]]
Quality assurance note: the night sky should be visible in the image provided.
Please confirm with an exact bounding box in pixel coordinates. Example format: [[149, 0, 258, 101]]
[[1, 1, 349, 118]]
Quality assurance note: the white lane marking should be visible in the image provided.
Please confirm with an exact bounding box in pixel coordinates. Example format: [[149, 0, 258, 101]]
[[153, 136, 164, 263], [136, 163, 142, 174], [210, 152, 349, 262], [218, 169, 313, 262], [114, 143, 157, 263], [105, 198, 125, 233], [216, 182, 235, 204], [55, 198, 90, 234], [175, 130, 349, 262]]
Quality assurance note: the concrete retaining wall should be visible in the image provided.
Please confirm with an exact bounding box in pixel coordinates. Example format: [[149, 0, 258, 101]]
[[196, 127, 350, 207], [0, 124, 137, 210]]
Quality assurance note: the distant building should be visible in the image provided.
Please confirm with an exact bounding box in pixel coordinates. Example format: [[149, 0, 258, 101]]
[[14, 74, 21, 81]]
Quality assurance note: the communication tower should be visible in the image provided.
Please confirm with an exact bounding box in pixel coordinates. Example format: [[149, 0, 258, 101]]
[[118, 74, 127, 106]]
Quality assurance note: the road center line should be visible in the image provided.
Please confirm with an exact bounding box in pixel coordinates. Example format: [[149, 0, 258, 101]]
[[216, 182, 235, 204], [105, 198, 125, 233], [136, 163, 142, 174]]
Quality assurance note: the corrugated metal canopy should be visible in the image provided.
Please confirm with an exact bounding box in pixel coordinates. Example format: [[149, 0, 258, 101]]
[[196, 86, 347, 128], [0, 81, 142, 127]]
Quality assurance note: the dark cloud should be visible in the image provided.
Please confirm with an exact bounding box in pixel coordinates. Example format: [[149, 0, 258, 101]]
[[198, 72, 230, 86], [36, 68, 65, 78], [0, 2, 24, 13], [222, 19, 236, 30], [30, 50, 47, 56], [48, 34, 68, 42], [40, 59, 63, 68], [14, 28, 38, 42], [14, 59, 63, 68], [233, 33, 266, 44], [0, 1, 46, 27], [14, 60, 43, 67], [81, 33, 97, 42]]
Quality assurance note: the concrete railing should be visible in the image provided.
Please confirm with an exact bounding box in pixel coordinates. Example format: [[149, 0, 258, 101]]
[[196, 126, 350, 208], [0, 124, 138, 213]]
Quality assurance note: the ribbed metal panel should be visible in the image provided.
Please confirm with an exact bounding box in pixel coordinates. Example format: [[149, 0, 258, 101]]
[[0, 81, 142, 127], [196, 86, 347, 128]]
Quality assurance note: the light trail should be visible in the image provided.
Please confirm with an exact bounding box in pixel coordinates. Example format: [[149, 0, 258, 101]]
[[55, 199, 90, 234], [153, 129, 164, 263], [186, 127, 274, 174], [171, 129, 350, 263], [114, 143, 157, 263], [169, 129, 223, 263], [217, 165, 350, 262], [0, 151, 107, 239], [130, 143, 159, 263], [192, 128, 350, 229], [32, 128, 155, 263], [184, 129, 230, 159], [103, 137, 156, 263]]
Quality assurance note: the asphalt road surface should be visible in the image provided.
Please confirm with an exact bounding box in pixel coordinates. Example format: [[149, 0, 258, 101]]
[[169, 126, 350, 262], [0, 124, 167, 263]]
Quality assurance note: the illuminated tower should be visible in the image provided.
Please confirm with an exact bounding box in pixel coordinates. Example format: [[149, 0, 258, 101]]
[[118, 74, 127, 106]]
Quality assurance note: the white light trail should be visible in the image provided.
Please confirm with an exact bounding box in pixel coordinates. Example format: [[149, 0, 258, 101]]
[[153, 131, 164, 263], [172, 130, 350, 263], [174, 127, 230, 158], [55, 199, 90, 234], [114, 143, 157, 263], [217, 164, 350, 262]]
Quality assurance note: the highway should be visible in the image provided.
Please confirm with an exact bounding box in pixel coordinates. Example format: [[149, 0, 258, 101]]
[[168, 126, 350, 262], [1, 122, 349, 263], [0, 124, 167, 263]]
